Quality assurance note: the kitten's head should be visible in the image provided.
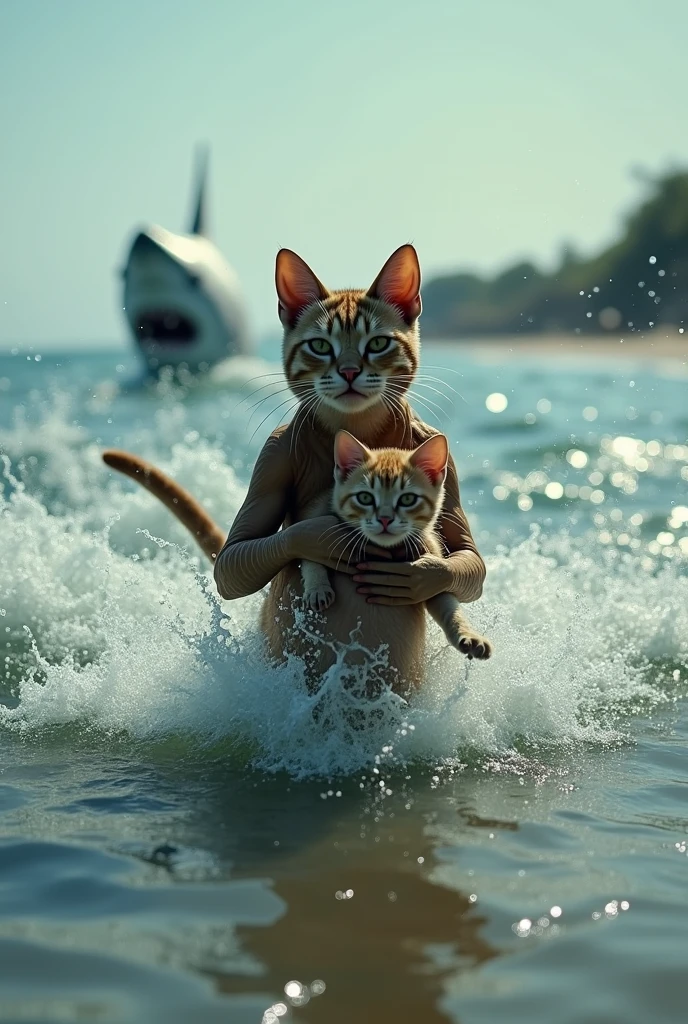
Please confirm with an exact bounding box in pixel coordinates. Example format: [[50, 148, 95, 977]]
[[332, 430, 448, 549], [276, 246, 421, 420]]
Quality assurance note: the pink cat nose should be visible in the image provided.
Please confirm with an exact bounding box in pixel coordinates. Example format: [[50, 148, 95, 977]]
[[378, 516, 393, 530], [339, 366, 361, 384]]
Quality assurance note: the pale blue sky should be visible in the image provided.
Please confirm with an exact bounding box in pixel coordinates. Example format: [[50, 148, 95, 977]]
[[1, 0, 685, 350]]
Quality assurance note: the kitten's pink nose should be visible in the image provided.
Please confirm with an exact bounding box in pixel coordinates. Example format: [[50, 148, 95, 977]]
[[339, 366, 361, 384], [378, 516, 393, 531]]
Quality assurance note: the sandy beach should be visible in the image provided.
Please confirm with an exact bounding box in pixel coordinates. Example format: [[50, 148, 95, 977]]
[[455, 330, 688, 362]]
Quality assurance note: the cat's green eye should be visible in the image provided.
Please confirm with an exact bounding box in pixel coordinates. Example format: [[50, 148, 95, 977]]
[[398, 493, 419, 507], [368, 336, 392, 354], [355, 492, 375, 506], [308, 338, 332, 355]]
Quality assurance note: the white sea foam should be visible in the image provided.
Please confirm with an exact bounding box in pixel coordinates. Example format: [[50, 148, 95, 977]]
[[1, 411, 687, 779]]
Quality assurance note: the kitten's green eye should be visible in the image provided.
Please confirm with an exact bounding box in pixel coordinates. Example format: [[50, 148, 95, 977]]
[[398, 493, 419, 507], [368, 336, 392, 354], [355, 492, 375, 506], [308, 338, 332, 355]]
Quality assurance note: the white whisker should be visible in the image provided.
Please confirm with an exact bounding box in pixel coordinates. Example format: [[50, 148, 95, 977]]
[[234, 378, 290, 411], [249, 396, 300, 445]]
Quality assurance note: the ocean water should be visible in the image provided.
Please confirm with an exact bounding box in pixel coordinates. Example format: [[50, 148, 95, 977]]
[[0, 340, 687, 1023]]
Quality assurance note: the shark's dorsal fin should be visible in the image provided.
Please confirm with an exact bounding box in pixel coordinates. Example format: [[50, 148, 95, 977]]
[[189, 145, 209, 236]]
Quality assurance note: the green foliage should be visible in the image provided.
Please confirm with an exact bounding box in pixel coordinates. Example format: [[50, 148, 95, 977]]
[[422, 171, 688, 336]]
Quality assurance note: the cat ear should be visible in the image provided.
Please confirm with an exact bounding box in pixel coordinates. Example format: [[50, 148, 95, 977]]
[[334, 431, 370, 478], [275, 249, 329, 328], [367, 244, 422, 324], [409, 434, 448, 485]]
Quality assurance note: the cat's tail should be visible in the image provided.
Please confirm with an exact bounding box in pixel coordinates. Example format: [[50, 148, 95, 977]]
[[102, 450, 225, 563]]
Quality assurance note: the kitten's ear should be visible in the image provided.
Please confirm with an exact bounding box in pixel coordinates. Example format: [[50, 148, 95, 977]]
[[334, 431, 370, 478], [275, 249, 329, 328], [367, 244, 422, 324], [409, 434, 448, 485]]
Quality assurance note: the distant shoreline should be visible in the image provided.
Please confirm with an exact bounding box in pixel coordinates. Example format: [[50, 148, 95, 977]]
[[428, 331, 688, 362]]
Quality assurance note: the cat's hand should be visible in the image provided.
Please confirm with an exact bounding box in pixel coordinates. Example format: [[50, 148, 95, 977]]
[[285, 516, 392, 573], [353, 554, 452, 604]]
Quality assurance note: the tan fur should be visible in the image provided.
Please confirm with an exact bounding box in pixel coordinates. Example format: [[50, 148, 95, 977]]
[[101, 450, 225, 560], [103, 246, 490, 696], [300, 438, 492, 662]]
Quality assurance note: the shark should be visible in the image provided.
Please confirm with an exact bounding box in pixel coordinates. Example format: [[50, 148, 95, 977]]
[[121, 149, 251, 375]]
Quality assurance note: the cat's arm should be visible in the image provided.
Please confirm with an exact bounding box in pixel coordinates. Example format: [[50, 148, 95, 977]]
[[435, 453, 486, 602], [214, 436, 360, 600], [213, 432, 293, 600], [353, 453, 485, 606]]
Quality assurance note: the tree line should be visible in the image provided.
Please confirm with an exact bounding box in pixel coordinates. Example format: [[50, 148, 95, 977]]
[[421, 170, 688, 338]]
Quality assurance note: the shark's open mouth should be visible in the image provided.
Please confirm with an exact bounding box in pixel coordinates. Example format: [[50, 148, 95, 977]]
[[134, 310, 197, 345]]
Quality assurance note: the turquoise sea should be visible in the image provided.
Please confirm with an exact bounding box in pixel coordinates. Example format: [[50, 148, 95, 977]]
[[0, 340, 687, 1022]]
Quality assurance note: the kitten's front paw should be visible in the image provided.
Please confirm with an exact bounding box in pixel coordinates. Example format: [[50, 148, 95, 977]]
[[304, 585, 336, 612], [457, 632, 493, 660]]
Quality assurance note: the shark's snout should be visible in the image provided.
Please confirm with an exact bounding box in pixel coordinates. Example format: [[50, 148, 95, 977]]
[[130, 231, 164, 260]]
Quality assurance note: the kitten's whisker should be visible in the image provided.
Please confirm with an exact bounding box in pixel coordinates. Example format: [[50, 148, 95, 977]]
[[321, 524, 354, 543], [407, 534, 423, 563], [440, 511, 474, 536], [333, 529, 364, 572]]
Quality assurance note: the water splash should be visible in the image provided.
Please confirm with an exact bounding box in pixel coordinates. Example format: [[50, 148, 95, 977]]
[[2, 409, 686, 779]]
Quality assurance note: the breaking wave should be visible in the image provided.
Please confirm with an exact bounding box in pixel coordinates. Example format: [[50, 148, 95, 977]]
[[1, 400, 686, 778]]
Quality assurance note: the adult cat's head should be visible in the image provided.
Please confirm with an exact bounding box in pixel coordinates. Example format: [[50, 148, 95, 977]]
[[331, 429, 448, 549], [276, 246, 421, 429]]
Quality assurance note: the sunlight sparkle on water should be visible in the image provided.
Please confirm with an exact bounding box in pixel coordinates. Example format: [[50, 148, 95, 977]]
[[284, 980, 310, 1006], [567, 449, 589, 469], [514, 918, 532, 937], [486, 392, 508, 413]]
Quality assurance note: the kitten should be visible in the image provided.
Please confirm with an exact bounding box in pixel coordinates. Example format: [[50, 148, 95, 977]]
[[300, 430, 492, 660]]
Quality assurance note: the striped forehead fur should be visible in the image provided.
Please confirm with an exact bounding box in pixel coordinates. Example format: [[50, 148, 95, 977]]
[[343, 449, 438, 492], [286, 290, 418, 344]]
